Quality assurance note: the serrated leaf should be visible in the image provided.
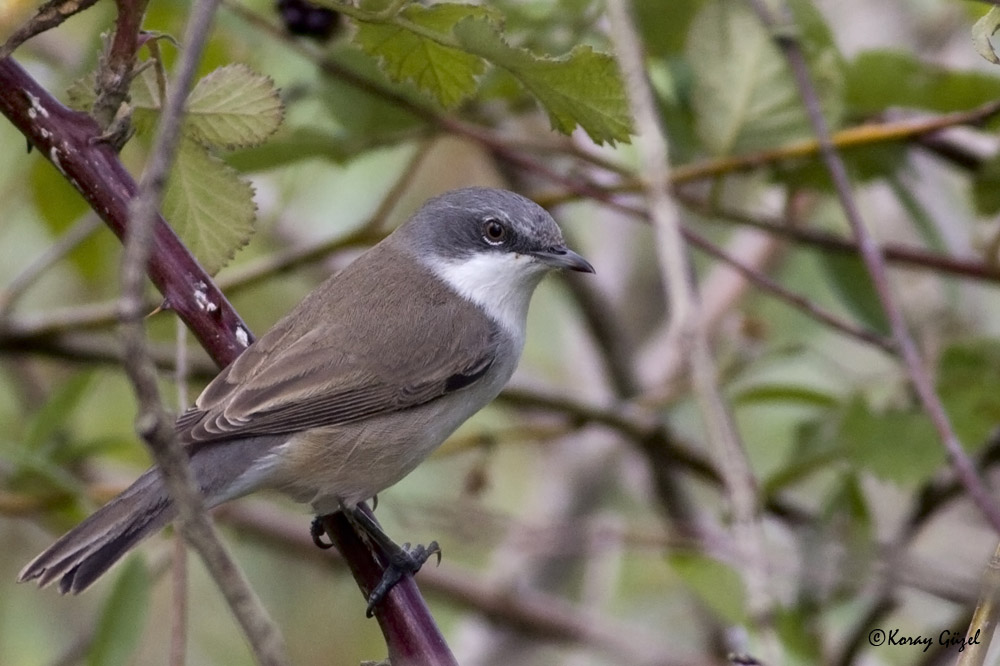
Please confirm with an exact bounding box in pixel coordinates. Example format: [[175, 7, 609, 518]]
[[87, 557, 150, 666], [318, 44, 428, 138], [185, 64, 284, 149], [686, 0, 842, 156], [162, 138, 256, 275], [353, 2, 492, 108], [68, 65, 282, 150], [453, 17, 630, 144]]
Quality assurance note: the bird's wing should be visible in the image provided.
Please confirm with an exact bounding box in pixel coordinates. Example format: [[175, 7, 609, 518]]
[[176, 244, 502, 443]]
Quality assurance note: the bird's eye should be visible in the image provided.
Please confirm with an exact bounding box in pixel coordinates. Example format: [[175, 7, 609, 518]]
[[482, 218, 507, 245]]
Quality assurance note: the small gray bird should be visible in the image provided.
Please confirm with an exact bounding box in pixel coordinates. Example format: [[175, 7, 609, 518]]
[[19, 187, 594, 608]]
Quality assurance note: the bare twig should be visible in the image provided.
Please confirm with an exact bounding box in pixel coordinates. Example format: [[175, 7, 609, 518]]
[[0, 0, 102, 60], [747, 0, 1000, 533], [606, 5, 776, 660], [116, 0, 289, 663], [0, 213, 102, 317]]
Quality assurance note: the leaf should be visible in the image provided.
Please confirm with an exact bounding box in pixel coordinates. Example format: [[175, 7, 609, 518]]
[[972, 153, 1000, 215], [937, 341, 1000, 447], [837, 398, 942, 484], [69, 65, 283, 150], [815, 253, 890, 335], [87, 557, 150, 666], [973, 7, 1000, 65], [352, 2, 492, 108], [686, 0, 842, 156], [845, 50, 1000, 114], [732, 383, 840, 409], [162, 138, 256, 275], [454, 17, 631, 144], [669, 553, 746, 625], [185, 64, 284, 150], [318, 44, 428, 138]]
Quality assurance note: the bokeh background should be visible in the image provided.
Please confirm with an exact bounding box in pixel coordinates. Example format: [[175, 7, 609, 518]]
[[4, 0, 1000, 664]]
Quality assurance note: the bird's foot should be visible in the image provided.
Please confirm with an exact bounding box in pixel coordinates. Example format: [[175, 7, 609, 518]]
[[310, 516, 334, 549], [365, 540, 441, 617]]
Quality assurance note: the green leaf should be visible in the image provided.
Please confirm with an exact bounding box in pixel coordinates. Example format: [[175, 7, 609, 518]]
[[87, 557, 150, 666], [353, 2, 492, 108], [972, 153, 1000, 215], [318, 44, 428, 138], [937, 341, 1000, 447], [69, 65, 283, 150], [973, 7, 1000, 65], [733, 383, 840, 409], [185, 64, 284, 150], [453, 17, 631, 144], [845, 50, 1000, 114], [24, 373, 93, 452], [162, 138, 256, 275], [838, 398, 942, 484], [814, 253, 890, 335], [669, 553, 746, 624], [686, 0, 842, 156]]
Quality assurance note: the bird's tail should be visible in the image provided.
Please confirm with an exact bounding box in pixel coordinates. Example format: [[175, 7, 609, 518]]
[[18, 437, 283, 594], [18, 467, 175, 594]]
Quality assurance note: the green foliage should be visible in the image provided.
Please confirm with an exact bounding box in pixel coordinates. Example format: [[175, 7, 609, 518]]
[[86, 557, 151, 666], [68, 63, 283, 274], [347, 0, 631, 144], [669, 553, 747, 625], [837, 397, 942, 484], [972, 7, 1000, 65], [937, 340, 1000, 446], [845, 50, 1000, 114], [814, 253, 890, 336], [453, 18, 630, 144], [353, 2, 494, 109], [162, 138, 257, 276], [686, 0, 842, 156], [184, 64, 285, 150]]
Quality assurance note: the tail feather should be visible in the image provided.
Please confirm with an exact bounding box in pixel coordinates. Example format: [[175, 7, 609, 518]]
[[19, 436, 286, 593], [18, 468, 175, 593]]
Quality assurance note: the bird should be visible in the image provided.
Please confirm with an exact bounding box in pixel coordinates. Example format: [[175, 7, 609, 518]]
[[18, 186, 594, 610]]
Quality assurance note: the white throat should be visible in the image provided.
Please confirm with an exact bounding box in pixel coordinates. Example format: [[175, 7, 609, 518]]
[[429, 252, 546, 346]]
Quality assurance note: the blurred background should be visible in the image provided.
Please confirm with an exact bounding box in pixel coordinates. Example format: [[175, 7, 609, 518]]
[[4, 0, 1000, 664]]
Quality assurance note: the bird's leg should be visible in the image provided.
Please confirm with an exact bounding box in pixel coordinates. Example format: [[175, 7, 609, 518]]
[[343, 502, 441, 617]]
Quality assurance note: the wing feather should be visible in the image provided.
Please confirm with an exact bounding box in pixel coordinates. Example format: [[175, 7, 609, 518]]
[[176, 243, 501, 443]]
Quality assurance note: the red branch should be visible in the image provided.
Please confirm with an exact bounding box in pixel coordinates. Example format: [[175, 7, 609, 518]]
[[0, 55, 453, 664]]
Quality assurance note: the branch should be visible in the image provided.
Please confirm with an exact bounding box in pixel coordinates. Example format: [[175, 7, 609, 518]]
[[0, 20, 451, 666], [607, 5, 777, 659], [746, 0, 1000, 533], [118, 0, 289, 664]]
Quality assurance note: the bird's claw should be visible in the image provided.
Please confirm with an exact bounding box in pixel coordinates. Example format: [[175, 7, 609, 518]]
[[310, 516, 334, 549], [365, 541, 442, 617]]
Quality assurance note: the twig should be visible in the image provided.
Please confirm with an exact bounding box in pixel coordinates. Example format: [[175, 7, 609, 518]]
[[226, 502, 685, 666], [747, 0, 1000, 533], [116, 0, 289, 663], [675, 191, 1000, 284], [0, 0, 102, 60], [0, 213, 102, 317], [606, 4, 777, 659]]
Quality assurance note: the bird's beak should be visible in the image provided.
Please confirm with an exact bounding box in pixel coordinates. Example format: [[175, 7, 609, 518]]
[[533, 245, 595, 273]]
